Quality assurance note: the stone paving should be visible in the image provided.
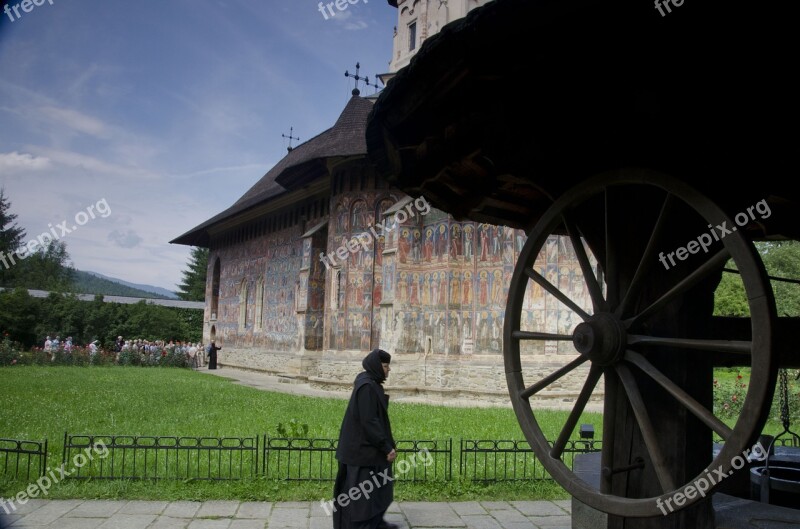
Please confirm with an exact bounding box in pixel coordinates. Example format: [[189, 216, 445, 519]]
[[1, 499, 572, 529]]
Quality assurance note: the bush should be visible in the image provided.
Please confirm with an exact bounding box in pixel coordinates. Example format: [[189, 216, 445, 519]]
[[713, 372, 747, 419], [0, 332, 21, 366]]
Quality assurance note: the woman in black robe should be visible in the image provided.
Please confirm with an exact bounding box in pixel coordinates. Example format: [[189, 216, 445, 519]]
[[207, 341, 221, 370], [333, 348, 398, 529]]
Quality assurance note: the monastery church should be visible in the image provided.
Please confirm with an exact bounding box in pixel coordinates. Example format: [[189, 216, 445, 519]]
[[171, 0, 594, 405]]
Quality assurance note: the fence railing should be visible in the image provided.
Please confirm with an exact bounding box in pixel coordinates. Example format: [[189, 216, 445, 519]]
[[261, 438, 452, 482], [459, 439, 602, 481], [0, 438, 47, 481], [63, 434, 259, 480], [262, 437, 337, 481], [1, 434, 602, 483]]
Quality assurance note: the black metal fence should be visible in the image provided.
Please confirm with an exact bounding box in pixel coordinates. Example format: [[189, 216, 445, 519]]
[[394, 439, 452, 482], [63, 434, 259, 480], [261, 437, 452, 482], [262, 437, 337, 481], [0, 438, 47, 481], [1, 434, 601, 483], [459, 439, 602, 481]]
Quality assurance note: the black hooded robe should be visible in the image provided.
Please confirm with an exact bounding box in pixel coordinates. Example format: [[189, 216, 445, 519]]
[[333, 349, 396, 529]]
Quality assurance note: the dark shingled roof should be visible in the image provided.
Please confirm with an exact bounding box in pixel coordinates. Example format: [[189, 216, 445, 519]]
[[171, 95, 374, 247]]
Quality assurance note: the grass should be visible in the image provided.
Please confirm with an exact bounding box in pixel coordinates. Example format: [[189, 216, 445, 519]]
[[0, 367, 601, 502]]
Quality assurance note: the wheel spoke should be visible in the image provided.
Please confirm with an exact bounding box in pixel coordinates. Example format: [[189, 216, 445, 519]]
[[616, 364, 676, 493], [624, 351, 733, 440], [627, 335, 751, 355], [625, 248, 730, 329], [518, 356, 589, 400], [524, 268, 591, 321], [513, 330, 574, 341], [600, 369, 618, 494], [616, 193, 675, 319], [550, 364, 603, 459], [563, 214, 607, 313]]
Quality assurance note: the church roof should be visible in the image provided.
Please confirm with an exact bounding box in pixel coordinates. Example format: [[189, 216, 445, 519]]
[[171, 94, 374, 247]]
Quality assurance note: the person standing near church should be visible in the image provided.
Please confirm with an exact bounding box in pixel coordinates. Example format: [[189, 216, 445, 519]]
[[207, 341, 221, 370], [332, 348, 398, 529]]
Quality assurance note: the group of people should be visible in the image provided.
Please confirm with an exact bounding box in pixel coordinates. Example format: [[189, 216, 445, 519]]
[[40, 335, 218, 368], [112, 336, 216, 368]]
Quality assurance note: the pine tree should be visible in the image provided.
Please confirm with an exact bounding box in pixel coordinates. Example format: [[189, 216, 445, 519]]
[[0, 188, 26, 286], [177, 247, 209, 301]]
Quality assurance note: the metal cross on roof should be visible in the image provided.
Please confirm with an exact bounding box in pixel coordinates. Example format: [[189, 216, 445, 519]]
[[344, 62, 369, 96], [282, 126, 299, 152]]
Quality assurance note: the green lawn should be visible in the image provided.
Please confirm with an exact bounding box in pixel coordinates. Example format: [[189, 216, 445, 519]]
[[0, 367, 600, 502]]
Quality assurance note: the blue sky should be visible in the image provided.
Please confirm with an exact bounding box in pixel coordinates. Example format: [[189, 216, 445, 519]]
[[0, 0, 396, 291]]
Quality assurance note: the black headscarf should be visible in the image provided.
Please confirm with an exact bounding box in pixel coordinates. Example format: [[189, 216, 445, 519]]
[[360, 348, 391, 384]]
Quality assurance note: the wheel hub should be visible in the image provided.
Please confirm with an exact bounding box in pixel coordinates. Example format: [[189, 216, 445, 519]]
[[572, 313, 627, 366]]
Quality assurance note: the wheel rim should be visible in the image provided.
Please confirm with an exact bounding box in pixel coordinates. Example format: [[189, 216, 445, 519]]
[[504, 168, 776, 517]]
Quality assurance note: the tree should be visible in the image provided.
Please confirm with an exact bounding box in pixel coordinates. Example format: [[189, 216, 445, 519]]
[[176, 247, 208, 301], [0, 188, 26, 286], [759, 241, 800, 317], [13, 240, 75, 291], [714, 241, 800, 317]]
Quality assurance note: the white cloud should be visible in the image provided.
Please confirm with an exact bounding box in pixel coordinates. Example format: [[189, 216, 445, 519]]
[[0, 151, 52, 171], [38, 105, 111, 139], [107, 229, 143, 248]]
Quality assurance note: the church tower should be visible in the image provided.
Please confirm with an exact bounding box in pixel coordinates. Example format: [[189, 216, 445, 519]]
[[382, 0, 492, 82]]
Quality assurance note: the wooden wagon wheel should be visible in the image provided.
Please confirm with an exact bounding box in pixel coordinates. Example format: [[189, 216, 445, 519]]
[[504, 168, 777, 517]]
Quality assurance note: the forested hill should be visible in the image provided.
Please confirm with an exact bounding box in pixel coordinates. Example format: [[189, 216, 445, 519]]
[[71, 270, 172, 299]]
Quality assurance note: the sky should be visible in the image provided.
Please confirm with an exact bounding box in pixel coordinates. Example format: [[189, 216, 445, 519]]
[[0, 0, 397, 292]]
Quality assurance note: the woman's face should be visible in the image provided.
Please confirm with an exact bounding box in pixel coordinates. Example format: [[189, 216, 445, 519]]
[[382, 362, 391, 378]]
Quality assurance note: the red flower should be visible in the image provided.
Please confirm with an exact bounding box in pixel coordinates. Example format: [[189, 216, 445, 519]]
[[737, 374, 743, 379]]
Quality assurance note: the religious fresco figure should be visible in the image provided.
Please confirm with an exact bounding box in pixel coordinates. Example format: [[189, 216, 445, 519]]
[[398, 272, 408, 303], [398, 229, 410, 263], [431, 271, 439, 307], [424, 227, 434, 261], [449, 271, 461, 305], [462, 271, 472, 305], [448, 310, 461, 354], [492, 226, 502, 260], [450, 224, 462, 259], [479, 224, 490, 261], [491, 269, 504, 305], [410, 273, 420, 304], [437, 223, 448, 260], [478, 270, 489, 305], [463, 224, 474, 260], [438, 271, 448, 306], [462, 310, 472, 339], [412, 229, 422, 262]]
